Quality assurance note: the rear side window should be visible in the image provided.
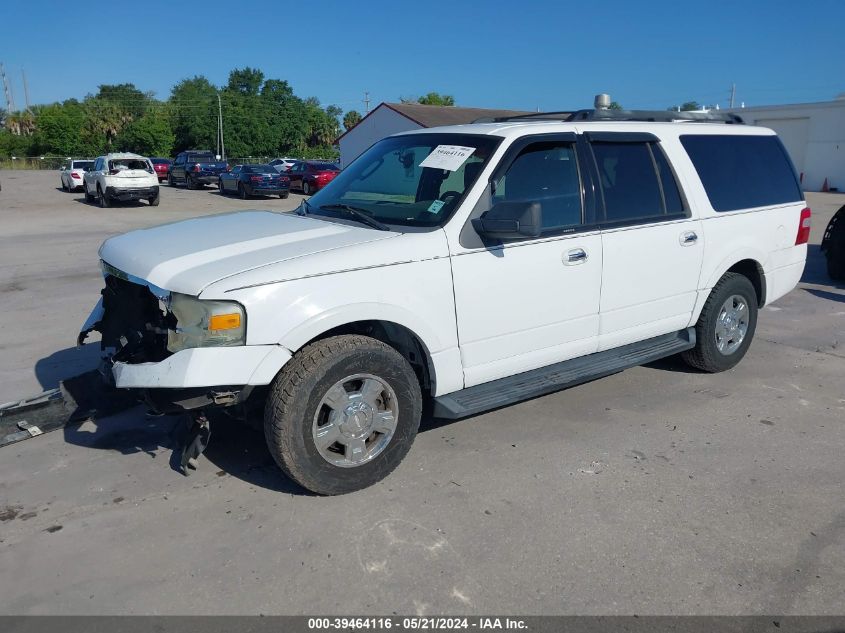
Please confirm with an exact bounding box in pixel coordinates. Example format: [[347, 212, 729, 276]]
[[680, 134, 802, 212], [592, 141, 681, 223]]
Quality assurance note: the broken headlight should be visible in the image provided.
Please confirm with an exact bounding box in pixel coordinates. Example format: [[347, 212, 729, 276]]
[[167, 293, 246, 353]]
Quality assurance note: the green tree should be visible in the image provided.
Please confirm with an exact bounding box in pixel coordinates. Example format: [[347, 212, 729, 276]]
[[114, 110, 175, 156], [609, 101, 623, 110], [170, 76, 219, 153], [32, 100, 89, 156], [669, 101, 701, 112], [417, 92, 455, 106], [227, 67, 264, 97], [343, 110, 362, 130]]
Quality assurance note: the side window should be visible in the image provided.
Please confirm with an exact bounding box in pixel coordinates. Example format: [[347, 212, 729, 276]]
[[494, 142, 582, 231], [94, 158, 103, 171], [231, 165, 241, 174], [680, 134, 803, 212], [591, 142, 664, 223], [652, 145, 684, 214]]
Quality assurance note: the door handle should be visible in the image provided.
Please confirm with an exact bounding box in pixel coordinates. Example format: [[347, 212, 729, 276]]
[[564, 248, 588, 265], [680, 231, 698, 246]]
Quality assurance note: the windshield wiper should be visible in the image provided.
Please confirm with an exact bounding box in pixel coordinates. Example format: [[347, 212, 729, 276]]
[[318, 204, 391, 231]]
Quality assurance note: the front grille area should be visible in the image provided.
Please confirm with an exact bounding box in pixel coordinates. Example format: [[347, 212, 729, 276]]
[[99, 275, 174, 363]]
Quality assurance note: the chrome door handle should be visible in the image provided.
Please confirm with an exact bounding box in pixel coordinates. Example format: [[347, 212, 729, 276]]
[[680, 231, 698, 245], [564, 248, 588, 265]]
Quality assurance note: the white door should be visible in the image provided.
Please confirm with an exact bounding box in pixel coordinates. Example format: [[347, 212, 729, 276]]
[[451, 138, 603, 388], [588, 135, 704, 351]]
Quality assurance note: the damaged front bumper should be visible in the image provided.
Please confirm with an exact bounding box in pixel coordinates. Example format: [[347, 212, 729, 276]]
[[78, 269, 292, 413]]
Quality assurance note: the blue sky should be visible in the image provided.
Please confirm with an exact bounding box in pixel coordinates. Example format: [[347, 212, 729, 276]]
[[2, 0, 843, 113]]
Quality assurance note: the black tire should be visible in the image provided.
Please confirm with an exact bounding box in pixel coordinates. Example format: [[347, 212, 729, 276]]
[[185, 174, 194, 190], [264, 335, 422, 495], [168, 173, 175, 187], [823, 209, 845, 280], [98, 185, 110, 208], [681, 272, 758, 373], [238, 183, 247, 200], [84, 182, 94, 203], [279, 192, 288, 199], [148, 190, 160, 206], [218, 179, 226, 195], [302, 181, 311, 195], [61, 178, 68, 192]]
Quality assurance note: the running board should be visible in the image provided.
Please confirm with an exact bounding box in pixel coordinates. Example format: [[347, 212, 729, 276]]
[[432, 328, 696, 419]]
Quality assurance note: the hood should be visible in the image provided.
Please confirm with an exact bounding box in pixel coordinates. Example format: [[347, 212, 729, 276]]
[[99, 211, 398, 295]]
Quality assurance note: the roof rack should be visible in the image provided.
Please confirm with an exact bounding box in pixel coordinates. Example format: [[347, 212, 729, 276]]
[[476, 109, 744, 125], [567, 109, 744, 124]]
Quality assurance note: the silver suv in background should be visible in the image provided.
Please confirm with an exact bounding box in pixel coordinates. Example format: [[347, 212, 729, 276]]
[[83, 153, 160, 207]]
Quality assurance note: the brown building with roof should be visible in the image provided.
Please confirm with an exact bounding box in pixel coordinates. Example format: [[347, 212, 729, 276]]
[[336, 102, 533, 168]]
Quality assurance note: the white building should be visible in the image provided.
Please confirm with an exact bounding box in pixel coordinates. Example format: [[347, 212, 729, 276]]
[[729, 97, 845, 192], [336, 102, 531, 168]]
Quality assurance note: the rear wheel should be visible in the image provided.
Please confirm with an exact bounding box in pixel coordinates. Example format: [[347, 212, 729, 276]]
[[97, 185, 110, 208], [264, 335, 422, 495], [168, 173, 175, 187], [238, 183, 248, 200], [279, 193, 288, 199], [148, 190, 160, 206], [185, 174, 195, 190], [61, 178, 68, 192], [218, 179, 226, 195], [681, 272, 758, 372]]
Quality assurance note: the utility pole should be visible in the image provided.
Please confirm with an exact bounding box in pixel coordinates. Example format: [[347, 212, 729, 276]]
[[21, 69, 31, 112], [1, 63, 16, 113], [729, 83, 736, 109], [363, 91, 370, 113], [217, 93, 225, 161]]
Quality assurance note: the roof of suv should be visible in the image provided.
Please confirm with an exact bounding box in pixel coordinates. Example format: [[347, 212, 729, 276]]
[[399, 120, 778, 141], [102, 152, 149, 160]]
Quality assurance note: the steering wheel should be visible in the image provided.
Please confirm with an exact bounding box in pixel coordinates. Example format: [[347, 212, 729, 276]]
[[439, 190, 462, 203]]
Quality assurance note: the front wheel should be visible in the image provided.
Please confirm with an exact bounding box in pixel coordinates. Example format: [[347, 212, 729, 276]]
[[83, 182, 94, 202], [302, 181, 312, 195], [238, 183, 248, 200], [185, 174, 194, 190], [681, 272, 758, 372], [264, 335, 422, 495], [168, 173, 175, 187]]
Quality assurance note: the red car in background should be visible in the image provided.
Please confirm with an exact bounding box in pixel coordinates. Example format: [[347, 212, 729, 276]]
[[286, 160, 340, 195], [151, 157, 172, 182]]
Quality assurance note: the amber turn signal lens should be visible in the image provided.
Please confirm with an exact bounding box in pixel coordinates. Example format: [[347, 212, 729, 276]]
[[208, 313, 242, 331]]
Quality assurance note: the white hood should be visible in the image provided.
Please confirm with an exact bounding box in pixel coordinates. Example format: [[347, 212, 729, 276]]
[[99, 211, 398, 295]]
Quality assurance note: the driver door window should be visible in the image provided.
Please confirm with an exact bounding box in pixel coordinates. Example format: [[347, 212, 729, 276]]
[[493, 141, 582, 232]]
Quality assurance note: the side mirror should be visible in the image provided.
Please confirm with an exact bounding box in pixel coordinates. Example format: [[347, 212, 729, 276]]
[[472, 201, 542, 240]]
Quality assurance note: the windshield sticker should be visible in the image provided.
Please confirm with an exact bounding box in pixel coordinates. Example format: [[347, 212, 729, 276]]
[[426, 199, 446, 214], [419, 145, 476, 171]]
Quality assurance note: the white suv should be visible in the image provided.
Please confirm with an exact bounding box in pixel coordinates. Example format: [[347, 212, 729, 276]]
[[79, 109, 810, 494], [83, 152, 160, 207]]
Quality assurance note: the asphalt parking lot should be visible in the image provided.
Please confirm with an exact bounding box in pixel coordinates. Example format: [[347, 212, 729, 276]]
[[0, 170, 843, 615]]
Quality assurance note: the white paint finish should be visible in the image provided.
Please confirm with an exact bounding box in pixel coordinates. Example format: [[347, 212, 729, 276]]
[[599, 219, 703, 347], [218, 232, 463, 397], [99, 211, 397, 296], [728, 100, 845, 192], [338, 105, 422, 168], [765, 260, 806, 305], [112, 345, 292, 389], [450, 233, 602, 388]]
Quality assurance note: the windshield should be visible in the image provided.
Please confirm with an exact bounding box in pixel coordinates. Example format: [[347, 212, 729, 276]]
[[108, 159, 150, 171], [72, 161, 94, 170], [307, 133, 500, 227], [310, 162, 339, 171], [188, 154, 217, 163]]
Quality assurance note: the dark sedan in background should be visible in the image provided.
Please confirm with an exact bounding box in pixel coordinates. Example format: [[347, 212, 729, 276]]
[[218, 164, 290, 199], [287, 160, 340, 195], [151, 158, 172, 182]]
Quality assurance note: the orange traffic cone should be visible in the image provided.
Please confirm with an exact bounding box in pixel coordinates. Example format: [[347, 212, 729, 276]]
[[822, 178, 830, 192]]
